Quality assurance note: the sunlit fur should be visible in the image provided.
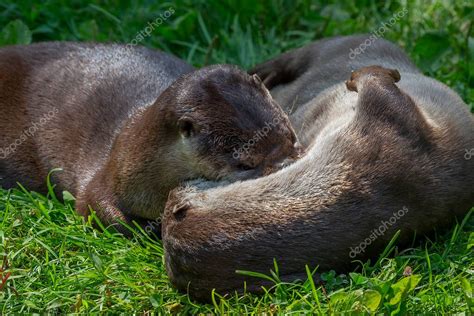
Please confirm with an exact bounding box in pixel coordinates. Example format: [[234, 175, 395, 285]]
[[0, 43, 300, 234], [162, 35, 474, 301]]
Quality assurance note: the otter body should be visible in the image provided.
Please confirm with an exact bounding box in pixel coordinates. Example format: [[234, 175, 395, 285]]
[[162, 35, 474, 299], [0, 42, 300, 232], [0, 42, 190, 192]]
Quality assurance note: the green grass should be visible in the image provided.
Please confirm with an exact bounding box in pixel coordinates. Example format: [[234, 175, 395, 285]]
[[0, 0, 473, 314], [1, 187, 473, 314]]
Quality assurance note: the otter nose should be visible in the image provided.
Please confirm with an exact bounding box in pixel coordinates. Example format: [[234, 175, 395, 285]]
[[262, 157, 297, 175], [293, 142, 305, 158], [261, 141, 303, 175], [277, 157, 298, 169]]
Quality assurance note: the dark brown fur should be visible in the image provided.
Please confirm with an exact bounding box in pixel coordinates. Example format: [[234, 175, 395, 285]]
[[0, 42, 300, 234], [162, 35, 474, 300]]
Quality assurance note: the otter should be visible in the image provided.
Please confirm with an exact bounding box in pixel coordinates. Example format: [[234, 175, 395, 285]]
[[0, 42, 301, 234], [162, 35, 474, 300]]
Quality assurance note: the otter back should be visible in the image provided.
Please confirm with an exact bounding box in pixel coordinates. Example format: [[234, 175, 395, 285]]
[[0, 42, 193, 193]]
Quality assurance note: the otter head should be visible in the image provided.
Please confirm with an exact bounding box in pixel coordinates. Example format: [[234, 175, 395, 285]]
[[89, 65, 303, 223], [156, 65, 303, 183]]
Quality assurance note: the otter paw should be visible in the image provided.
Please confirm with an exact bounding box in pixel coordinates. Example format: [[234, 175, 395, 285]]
[[346, 65, 401, 92]]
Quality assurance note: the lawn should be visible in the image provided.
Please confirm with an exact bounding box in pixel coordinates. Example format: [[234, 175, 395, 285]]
[[1, 0, 473, 314]]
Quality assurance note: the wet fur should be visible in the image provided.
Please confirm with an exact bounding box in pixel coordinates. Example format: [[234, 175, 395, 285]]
[[0, 42, 299, 234], [162, 35, 474, 300]]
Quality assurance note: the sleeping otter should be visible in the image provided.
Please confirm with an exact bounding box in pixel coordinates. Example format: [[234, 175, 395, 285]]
[[162, 35, 474, 300], [0, 42, 301, 234]]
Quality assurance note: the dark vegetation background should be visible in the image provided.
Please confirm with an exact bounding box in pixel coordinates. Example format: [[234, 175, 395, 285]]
[[0, 0, 473, 111], [0, 0, 473, 314]]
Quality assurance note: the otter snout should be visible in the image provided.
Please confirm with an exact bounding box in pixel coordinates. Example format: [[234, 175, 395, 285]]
[[231, 139, 303, 179], [261, 140, 304, 175]]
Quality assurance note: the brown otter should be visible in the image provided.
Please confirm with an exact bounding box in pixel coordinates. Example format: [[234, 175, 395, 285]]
[[162, 35, 474, 300], [0, 42, 301, 234]]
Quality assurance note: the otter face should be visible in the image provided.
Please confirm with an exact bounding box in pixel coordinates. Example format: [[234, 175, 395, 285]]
[[164, 65, 303, 183]]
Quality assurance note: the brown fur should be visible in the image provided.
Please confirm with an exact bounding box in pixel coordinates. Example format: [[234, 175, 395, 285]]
[[162, 35, 474, 301], [0, 42, 300, 234]]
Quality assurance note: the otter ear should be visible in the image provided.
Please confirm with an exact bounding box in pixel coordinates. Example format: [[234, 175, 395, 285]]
[[252, 74, 263, 86], [178, 118, 195, 138]]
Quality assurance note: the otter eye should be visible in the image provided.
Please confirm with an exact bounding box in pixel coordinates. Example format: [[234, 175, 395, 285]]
[[178, 119, 195, 138]]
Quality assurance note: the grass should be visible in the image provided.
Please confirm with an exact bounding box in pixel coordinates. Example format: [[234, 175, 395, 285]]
[[0, 0, 473, 314]]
